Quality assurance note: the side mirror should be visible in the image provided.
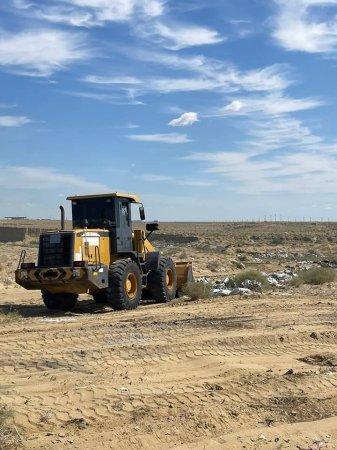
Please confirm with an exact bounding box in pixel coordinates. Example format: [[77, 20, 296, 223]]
[[146, 222, 159, 232], [139, 206, 145, 221]]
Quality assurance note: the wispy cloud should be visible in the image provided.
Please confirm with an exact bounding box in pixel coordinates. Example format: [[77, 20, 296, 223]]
[[128, 133, 192, 144], [272, 0, 337, 53], [83, 58, 293, 101], [114, 122, 140, 129], [185, 150, 337, 194], [141, 21, 224, 50], [0, 115, 31, 127], [0, 103, 17, 108], [82, 75, 143, 85], [216, 95, 324, 116], [0, 165, 110, 191], [63, 90, 144, 105], [12, 0, 165, 27], [184, 112, 337, 194], [140, 173, 215, 186], [0, 28, 89, 76], [169, 112, 199, 127]]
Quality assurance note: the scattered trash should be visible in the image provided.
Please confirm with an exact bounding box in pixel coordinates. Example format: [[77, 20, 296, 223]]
[[267, 271, 295, 287], [196, 269, 296, 297], [230, 287, 253, 296], [242, 279, 262, 291]]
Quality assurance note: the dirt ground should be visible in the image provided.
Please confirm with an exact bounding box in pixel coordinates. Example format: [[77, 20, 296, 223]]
[[1, 221, 337, 449]]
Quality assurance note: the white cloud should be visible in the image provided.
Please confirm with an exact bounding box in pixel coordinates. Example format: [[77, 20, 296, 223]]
[[115, 122, 140, 129], [246, 116, 323, 152], [128, 133, 192, 144], [69, 0, 164, 21], [82, 44, 293, 101], [140, 174, 214, 186], [146, 65, 292, 94], [82, 75, 143, 84], [0, 115, 31, 127], [220, 95, 323, 116], [169, 112, 199, 127], [273, 0, 337, 53], [64, 90, 144, 104], [224, 100, 244, 112], [186, 150, 337, 194], [13, 0, 165, 27], [126, 48, 293, 94], [184, 113, 337, 194], [35, 6, 96, 27], [0, 29, 89, 76], [0, 165, 109, 191], [147, 21, 224, 50]]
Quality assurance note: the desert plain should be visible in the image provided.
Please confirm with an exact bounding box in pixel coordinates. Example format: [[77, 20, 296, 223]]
[[1, 220, 337, 449]]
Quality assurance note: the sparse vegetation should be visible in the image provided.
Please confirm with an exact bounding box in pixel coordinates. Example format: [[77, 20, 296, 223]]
[[0, 406, 19, 449], [271, 235, 285, 245], [0, 308, 20, 323], [206, 260, 220, 272], [291, 267, 336, 286], [234, 270, 270, 290], [181, 281, 213, 300], [178, 249, 188, 260]]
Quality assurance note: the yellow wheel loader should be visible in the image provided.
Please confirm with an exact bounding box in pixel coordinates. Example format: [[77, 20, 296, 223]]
[[15, 193, 193, 311]]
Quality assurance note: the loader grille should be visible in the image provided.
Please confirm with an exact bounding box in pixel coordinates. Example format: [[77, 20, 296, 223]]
[[39, 233, 73, 267]]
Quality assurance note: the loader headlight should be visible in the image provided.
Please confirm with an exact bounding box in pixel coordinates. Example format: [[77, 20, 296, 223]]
[[73, 268, 81, 277], [21, 270, 28, 279]]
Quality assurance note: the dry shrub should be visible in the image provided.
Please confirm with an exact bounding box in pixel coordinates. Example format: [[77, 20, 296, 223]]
[[206, 261, 220, 272], [0, 406, 19, 449], [290, 276, 303, 287], [178, 249, 188, 259], [234, 270, 269, 290], [0, 308, 20, 323], [291, 267, 336, 286], [181, 281, 213, 300]]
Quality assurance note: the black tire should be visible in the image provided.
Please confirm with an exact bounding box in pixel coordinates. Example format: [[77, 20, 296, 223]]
[[147, 256, 177, 303], [93, 290, 108, 304], [42, 291, 78, 311], [107, 259, 142, 310]]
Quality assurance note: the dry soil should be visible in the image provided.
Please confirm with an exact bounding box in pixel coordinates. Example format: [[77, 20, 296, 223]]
[[1, 221, 337, 450]]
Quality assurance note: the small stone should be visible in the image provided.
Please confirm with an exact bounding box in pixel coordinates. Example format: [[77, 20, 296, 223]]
[[258, 434, 267, 441]]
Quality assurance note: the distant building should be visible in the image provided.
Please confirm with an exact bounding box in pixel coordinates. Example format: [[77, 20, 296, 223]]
[[4, 216, 27, 220]]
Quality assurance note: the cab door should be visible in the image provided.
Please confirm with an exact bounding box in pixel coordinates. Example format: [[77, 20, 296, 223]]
[[116, 199, 132, 252]]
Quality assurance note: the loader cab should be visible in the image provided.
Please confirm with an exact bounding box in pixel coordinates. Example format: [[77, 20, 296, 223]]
[[67, 193, 142, 254]]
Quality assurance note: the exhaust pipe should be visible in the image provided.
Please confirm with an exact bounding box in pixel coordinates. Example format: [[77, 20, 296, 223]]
[[59, 205, 65, 230]]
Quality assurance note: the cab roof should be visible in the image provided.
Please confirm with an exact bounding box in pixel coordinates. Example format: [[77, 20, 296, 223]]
[[67, 192, 141, 203]]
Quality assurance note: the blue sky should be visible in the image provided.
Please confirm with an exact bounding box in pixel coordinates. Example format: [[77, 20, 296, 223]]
[[1, 0, 337, 221]]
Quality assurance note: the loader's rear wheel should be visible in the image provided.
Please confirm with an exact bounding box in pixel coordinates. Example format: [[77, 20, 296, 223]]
[[147, 256, 177, 303], [107, 259, 142, 310], [42, 291, 78, 311]]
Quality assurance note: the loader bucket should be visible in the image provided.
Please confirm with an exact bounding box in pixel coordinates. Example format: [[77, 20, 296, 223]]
[[175, 261, 193, 291]]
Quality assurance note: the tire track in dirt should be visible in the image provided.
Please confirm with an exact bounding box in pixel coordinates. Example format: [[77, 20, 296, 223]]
[[2, 293, 337, 449]]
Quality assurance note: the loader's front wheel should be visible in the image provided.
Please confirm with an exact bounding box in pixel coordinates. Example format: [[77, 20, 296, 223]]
[[107, 260, 142, 310], [93, 290, 108, 304], [42, 291, 78, 311], [147, 256, 177, 303]]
